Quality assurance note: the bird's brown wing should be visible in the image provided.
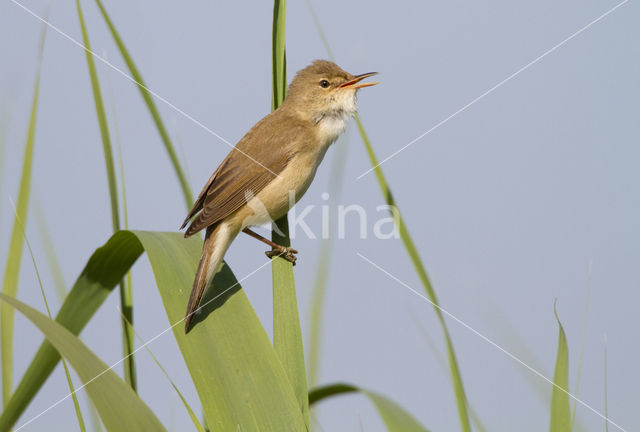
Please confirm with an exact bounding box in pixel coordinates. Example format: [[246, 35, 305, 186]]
[[182, 112, 308, 237]]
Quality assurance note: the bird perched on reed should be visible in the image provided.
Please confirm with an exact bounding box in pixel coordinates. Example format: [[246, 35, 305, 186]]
[[181, 60, 378, 332]]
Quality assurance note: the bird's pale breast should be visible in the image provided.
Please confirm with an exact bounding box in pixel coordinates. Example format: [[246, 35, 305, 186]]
[[235, 142, 330, 229]]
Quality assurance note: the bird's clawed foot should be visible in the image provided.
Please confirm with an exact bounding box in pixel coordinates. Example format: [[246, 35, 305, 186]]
[[265, 246, 298, 265]]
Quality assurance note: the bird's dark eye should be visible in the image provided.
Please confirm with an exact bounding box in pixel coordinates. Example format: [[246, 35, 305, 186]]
[[319, 79, 330, 88]]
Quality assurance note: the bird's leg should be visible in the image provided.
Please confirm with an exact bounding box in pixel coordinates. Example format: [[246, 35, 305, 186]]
[[242, 228, 298, 265]]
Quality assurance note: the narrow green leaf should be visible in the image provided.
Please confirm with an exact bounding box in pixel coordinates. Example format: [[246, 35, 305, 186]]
[[94, 0, 193, 209], [308, 383, 357, 404], [550, 303, 570, 432], [270, 0, 309, 425], [414, 319, 488, 432], [107, 56, 138, 398], [0, 294, 165, 432], [309, 383, 430, 432], [0, 24, 45, 407], [305, 10, 471, 429], [76, 0, 136, 391], [61, 359, 86, 432], [14, 203, 86, 431], [306, 239, 331, 386], [482, 303, 588, 432], [355, 116, 471, 432], [34, 200, 67, 302], [271, 0, 287, 111], [271, 218, 308, 423], [76, 0, 119, 233], [111, 80, 129, 231]]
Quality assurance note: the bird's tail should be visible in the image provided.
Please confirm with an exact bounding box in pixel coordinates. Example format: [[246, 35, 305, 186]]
[[184, 222, 235, 333]]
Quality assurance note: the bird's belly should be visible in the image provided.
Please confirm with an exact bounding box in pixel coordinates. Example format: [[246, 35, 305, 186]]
[[238, 149, 327, 229]]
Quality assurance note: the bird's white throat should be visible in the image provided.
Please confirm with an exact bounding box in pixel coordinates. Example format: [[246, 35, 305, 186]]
[[317, 111, 350, 145], [316, 90, 357, 145]]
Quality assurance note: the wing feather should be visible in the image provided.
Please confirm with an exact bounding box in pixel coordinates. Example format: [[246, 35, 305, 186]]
[[182, 111, 309, 237]]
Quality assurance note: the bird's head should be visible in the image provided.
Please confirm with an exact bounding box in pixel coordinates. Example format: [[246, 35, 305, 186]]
[[284, 60, 378, 122]]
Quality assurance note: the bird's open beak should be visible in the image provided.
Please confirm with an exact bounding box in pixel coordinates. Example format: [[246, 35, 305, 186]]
[[339, 72, 379, 89]]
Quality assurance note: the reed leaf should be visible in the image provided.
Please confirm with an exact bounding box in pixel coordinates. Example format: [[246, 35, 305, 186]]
[[76, 0, 137, 391], [115, 101, 137, 396], [94, 0, 193, 209], [271, 0, 287, 111], [76, 0, 119, 233], [270, 0, 309, 425], [0, 294, 165, 432], [550, 303, 570, 432], [0, 23, 45, 407], [309, 383, 430, 431], [131, 231, 307, 431], [355, 116, 471, 431], [13, 200, 86, 431], [482, 303, 588, 432], [110, 61, 137, 395], [34, 200, 67, 302], [414, 318, 488, 432], [305, 9, 471, 428], [0, 231, 305, 431]]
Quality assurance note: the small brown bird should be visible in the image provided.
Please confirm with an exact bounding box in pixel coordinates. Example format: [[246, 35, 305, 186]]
[[181, 60, 378, 332]]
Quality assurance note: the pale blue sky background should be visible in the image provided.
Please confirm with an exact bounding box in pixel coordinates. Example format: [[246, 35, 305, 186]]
[[0, 0, 638, 430]]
